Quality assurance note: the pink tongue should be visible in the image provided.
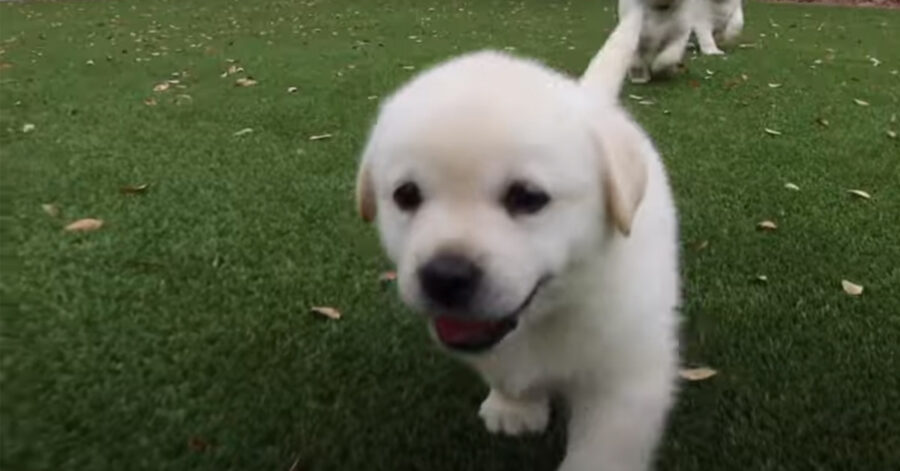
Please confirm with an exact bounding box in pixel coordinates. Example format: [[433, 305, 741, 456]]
[[433, 316, 503, 345]]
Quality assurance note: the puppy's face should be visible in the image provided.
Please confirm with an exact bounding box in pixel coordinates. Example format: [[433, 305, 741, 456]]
[[357, 54, 645, 353]]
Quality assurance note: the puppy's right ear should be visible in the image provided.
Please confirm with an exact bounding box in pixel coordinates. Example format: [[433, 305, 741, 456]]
[[591, 117, 648, 236], [355, 161, 376, 222]]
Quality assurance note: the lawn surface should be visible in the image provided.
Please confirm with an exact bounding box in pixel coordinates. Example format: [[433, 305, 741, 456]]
[[1, 1, 899, 470]]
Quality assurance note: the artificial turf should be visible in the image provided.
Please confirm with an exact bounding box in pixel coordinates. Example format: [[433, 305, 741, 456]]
[[1, 0, 898, 469]]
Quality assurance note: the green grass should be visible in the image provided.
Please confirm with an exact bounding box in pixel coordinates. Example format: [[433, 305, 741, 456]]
[[1, 0, 898, 469]]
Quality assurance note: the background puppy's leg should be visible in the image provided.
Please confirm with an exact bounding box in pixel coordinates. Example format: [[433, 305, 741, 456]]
[[650, 29, 690, 74], [628, 54, 651, 84], [721, 5, 744, 44], [558, 378, 674, 471], [478, 388, 550, 436], [694, 21, 724, 55]]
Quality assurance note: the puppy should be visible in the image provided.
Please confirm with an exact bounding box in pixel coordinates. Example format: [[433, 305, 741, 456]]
[[619, 0, 692, 83], [690, 0, 745, 55], [356, 9, 680, 471]]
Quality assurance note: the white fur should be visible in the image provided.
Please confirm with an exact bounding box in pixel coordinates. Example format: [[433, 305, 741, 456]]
[[690, 0, 745, 55], [618, 0, 692, 83], [357, 11, 680, 471]]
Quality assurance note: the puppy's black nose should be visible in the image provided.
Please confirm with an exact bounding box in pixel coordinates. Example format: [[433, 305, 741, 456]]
[[419, 253, 482, 308]]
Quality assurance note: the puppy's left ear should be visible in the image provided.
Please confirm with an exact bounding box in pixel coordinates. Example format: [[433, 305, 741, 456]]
[[355, 161, 376, 222], [591, 119, 648, 236]]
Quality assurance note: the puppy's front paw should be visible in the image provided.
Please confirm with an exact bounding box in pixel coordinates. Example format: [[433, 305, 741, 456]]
[[478, 389, 549, 436]]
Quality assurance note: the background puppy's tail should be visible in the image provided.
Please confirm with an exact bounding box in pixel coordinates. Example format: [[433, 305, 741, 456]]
[[579, 8, 643, 101]]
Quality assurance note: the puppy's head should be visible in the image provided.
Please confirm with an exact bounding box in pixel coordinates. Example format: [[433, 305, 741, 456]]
[[357, 52, 646, 353]]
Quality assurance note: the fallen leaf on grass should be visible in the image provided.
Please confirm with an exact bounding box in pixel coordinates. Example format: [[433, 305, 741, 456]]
[[22, 123, 35, 133], [688, 79, 700, 89], [679, 367, 717, 381], [887, 130, 897, 139], [153, 82, 170, 92], [65, 218, 103, 232], [628, 94, 644, 100], [175, 94, 192, 105], [853, 98, 869, 107], [784, 182, 800, 191], [757, 220, 777, 231], [754, 275, 769, 283], [86, 59, 94, 65], [868, 56, 881, 67], [144, 97, 157, 106], [120, 183, 149, 195], [233, 128, 253, 137], [287, 86, 298, 93], [235, 77, 257, 87], [693, 240, 709, 251], [841, 280, 863, 296], [638, 100, 655, 106], [764, 127, 782, 136], [816, 117, 830, 127], [768, 83, 782, 88], [187, 436, 209, 452], [846, 189, 871, 199], [309, 133, 332, 141], [379, 271, 398, 282], [227, 64, 243, 75], [311, 306, 341, 320], [41, 203, 60, 217]]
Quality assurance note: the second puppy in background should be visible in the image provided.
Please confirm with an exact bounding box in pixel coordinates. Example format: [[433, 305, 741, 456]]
[[619, 0, 692, 83], [690, 0, 744, 56]]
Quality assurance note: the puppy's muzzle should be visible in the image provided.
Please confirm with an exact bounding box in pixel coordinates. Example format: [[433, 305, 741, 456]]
[[418, 252, 482, 309]]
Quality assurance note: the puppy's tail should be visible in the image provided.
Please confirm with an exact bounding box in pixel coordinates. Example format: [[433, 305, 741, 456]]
[[579, 8, 643, 101]]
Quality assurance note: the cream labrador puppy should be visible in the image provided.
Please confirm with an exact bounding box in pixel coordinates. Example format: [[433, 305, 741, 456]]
[[356, 10, 679, 471], [619, 0, 693, 83], [691, 0, 744, 55]]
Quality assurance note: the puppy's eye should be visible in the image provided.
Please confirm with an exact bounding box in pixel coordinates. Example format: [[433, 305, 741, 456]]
[[393, 181, 423, 212], [503, 181, 550, 216]]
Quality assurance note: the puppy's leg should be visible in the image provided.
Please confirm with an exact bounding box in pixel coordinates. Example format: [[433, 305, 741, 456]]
[[558, 378, 674, 471], [650, 29, 690, 75], [694, 21, 724, 55], [721, 6, 744, 44], [479, 388, 550, 436], [627, 53, 651, 84]]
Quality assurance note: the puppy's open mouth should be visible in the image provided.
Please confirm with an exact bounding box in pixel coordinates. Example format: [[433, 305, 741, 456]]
[[432, 277, 549, 353]]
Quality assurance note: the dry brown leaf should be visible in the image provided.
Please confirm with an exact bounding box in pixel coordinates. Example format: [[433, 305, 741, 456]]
[[679, 367, 717, 381], [841, 280, 863, 296], [764, 128, 782, 136], [784, 182, 800, 191], [853, 98, 870, 107], [187, 436, 209, 452], [120, 183, 150, 195], [153, 82, 170, 92], [847, 189, 871, 199], [309, 133, 332, 141], [65, 218, 104, 232], [144, 97, 157, 106], [757, 220, 777, 231], [235, 77, 257, 87], [379, 271, 398, 282], [41, 203, 60, 218], [311, 306, 341, 320]]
